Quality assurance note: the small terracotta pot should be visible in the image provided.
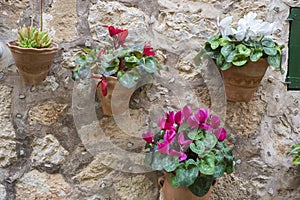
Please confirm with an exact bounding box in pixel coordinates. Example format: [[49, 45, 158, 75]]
[[220, 58, 269, 102], [7, 41, 58, 85], [96, 76, 135, 116], [158, 173, 214, 200]]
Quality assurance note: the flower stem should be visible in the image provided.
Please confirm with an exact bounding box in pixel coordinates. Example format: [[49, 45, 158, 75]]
[[40, 0, 43, 32]]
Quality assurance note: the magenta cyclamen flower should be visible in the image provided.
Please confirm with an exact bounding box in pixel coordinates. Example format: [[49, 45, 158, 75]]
[[142, 131, 154, 143], [198, 108, 209, 123], [178, 132, 192, 149], [170, 150, 187, 162], [164, 130, 176, 144], [174, 110, 183, 125], [166, 111, 175, 124], [187, 114, 199, 129], [157, 140, 170, 154], [210, 115, 220, 129], [182, 105, 193, 119], [158, 117, 175, 130], [213, 127, 227, 141]]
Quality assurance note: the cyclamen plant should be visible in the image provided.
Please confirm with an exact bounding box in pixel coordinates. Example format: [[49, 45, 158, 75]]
[[143, 105, 235, 197], [204, 12, 284, 72], [73, 25, 160, 96]]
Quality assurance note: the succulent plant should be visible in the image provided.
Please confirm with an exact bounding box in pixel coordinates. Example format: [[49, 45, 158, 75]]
[[16, 26, 53, 48]]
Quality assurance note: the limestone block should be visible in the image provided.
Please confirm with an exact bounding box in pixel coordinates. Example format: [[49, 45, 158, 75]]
[[88, 1, 150, 44], [73, 155, 113, 182], [226, 91, 267, 136], [48, 0, 78, 41], [0, 85, 16, 167], [114, 175, 153, 200], [16, 170, 71, 200], [28, 100, 67, 125], [31, 134, 69, 166], [0, 183, 6, 200]]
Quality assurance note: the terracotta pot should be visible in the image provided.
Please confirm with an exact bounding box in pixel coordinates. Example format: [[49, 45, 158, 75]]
[[220, 58, 269, 102], [7, 40, 58, 85], [96, 76, 135, 116], [158, 173, 214, 200]]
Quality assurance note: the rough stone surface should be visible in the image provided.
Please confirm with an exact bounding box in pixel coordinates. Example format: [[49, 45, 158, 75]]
[[28, 100, 67, 125], [1, 0, 300, 200], [226, 87, 267, 136], [15, 170, 71, 200], [211, 174, 260, 200], [0, 184, 6, 200], [0, 85, 16, 167], [31, 134, 69, 166], [48, 0, 78, 41], [73, 155, 112, 182], [114, 174, 154, 200]]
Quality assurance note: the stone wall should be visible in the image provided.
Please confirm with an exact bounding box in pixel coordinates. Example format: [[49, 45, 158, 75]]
[[0, 0, 300, 199]]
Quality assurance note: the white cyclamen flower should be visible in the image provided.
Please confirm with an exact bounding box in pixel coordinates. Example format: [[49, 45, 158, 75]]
[[219, 16, 235, 38]]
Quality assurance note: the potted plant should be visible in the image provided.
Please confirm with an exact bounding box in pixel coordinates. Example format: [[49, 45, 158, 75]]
[[73, 25, 162, 116], [290, 143, 300, 165], [142, 105, 236, 200], [203, 12, 285, 102], [7, 0, 58, 85]]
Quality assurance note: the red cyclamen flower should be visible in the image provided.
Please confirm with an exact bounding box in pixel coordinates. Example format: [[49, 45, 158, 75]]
[[100, 79, 108, 96], [92, 76, 108, 97], [103, 25, 127, 37], [143, 44, 156, 56]]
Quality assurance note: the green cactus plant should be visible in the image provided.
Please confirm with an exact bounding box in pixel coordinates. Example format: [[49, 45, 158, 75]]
[[16, 25, 52, 48]]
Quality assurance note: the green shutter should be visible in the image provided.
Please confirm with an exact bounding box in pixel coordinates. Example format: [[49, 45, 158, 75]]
[[286, 8, 300, 89]]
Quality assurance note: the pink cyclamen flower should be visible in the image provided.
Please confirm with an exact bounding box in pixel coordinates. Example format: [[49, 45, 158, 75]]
[[213, 127, 227, 141], [210, 115, 220, 129], [143, 44, 156, 56], [157, 140, 170, 154], [164, 130, 176, 144], [178, 132, 192, 149], [158, 116, 176, 131], [198, 108, 209, 123], [182, 105, 193, 119], [187, 114, 199, 129], [199, 122, 211, 131], [174, 110, 183, 125], [170, 150, 187, 162], [166, 111, 175, 124], [142, 131, 154, 143], [158, 117, 166, 129]]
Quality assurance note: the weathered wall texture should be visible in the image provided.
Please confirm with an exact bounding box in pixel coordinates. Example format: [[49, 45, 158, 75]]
[[0, 0, 300, 199]]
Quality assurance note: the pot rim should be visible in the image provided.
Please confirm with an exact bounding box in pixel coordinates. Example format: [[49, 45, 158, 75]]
[[6, 40, 59, 51]]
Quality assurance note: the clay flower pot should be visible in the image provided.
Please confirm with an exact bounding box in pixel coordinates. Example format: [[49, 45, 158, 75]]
[[96, 76, 135, 116], [220, 58, 269, 102], [158, 172, 214, 200], [7, 40, 58, 85]]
